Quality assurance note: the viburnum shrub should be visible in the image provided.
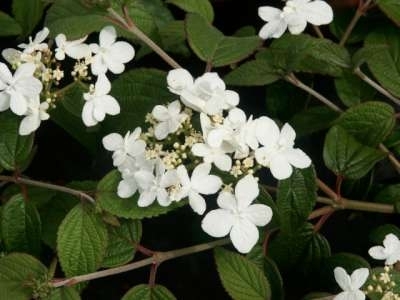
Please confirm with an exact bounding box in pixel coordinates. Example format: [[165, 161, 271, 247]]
[[0, 0, 400, 299]]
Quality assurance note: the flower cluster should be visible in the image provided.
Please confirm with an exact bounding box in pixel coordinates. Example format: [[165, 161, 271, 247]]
[[333, 233, 400, 300], [103, 68, 312, 253], [258, 0, 333, 39], [0, 25, 134, 135]]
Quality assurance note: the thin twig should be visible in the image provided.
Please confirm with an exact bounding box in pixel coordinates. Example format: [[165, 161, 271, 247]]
[[51, 238, 230, 288], [313, 25, 324, 39], [308, 206, 335, 220], [0, 175, 95, 204], [379, 144, 400, 173]]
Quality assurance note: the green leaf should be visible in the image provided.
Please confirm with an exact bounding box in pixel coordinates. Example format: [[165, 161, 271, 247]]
[[45, 287, 81, 300], [374, 184, 400, 205], [96, 170, 184, 219], [102, 219, 142, 268], [57, 203, 108, 277], [263, 257, 284, 300], [334, 70, 376, 107], [335, 101, 395, 146], [0, 111, 34, 171], [323, 126, 385, 179], [159, 21, 190, 58], [214, 247, 271, 300], [186, 13, 261, 68], [121, 284, 176, 300], [369, 224, 400, 245], [300, 233, 331, 274], [0, 12, 22, 36], [1, 194, 41, 256], [268, 34, 351, 76], [290, 106, 340, 137], [0, 253, 47, 300], [103, 68, 173, 134], [12, 0, 44, 37], [277, 167, 317, 233], [376, 0, 400, 26], [329, 10, 371, 45], [57, 82, 87, 118], [167, 0, 214, 22], [365, 26, 400, 98]]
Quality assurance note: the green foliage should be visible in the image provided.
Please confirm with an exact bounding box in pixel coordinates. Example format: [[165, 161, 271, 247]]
[[376, 0, 400, 26], [263, 257, 284, 300], [0, 111, 34, 171], [0, 253, 47, 300], [276, 167, 317, 233], [0, 11, 21, 36], [369, 224, 400, 244], [1, 194, 41, 256], [12, 0, 45, 37], [186, 13, 261, 68], [121, 284, 176, 300], [102, 219, 142, 268], [97, 170, 184, 219], [323, 126, 385, 180], [167, 0, 214, 22], [214, 247, 271, 300], [57, 203, 108, 277], [44, 287, 81, 300]]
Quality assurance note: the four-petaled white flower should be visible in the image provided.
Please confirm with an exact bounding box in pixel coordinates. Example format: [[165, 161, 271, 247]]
[[258, 0, 333, 39], [18, 27, 49, 54], [201, 175, 272, 253], [368, 233, 400, 265], [333, 267, 369, 300], [134, 160, 178, 207], [255, 117, 311, 180], [167, 69, 239, 116], [192, 142, 233, 172], [82, 74, 120, 126], [152, 100, 187, 140], [0, 62, 42, 115], [102, 128, 146, 169], [55, 34, 91, 61], [175, 163, 222, 215], [19, 96, 49, 135], [90, 26, 135, 75]]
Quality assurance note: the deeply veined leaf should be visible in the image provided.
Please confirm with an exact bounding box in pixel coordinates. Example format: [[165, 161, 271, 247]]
[[277, 167, 317, 233], [44, 287, 81, 300], [121, 284, 176, 300], [167, 0, 214, 22], [0, 111, 34, 171], [96, 170, 184, 219], [0, 12, 22, 36], [263, 257, 284, 300], [102, 219, 142, 268], [300, 233, 331, 274], [214, 247, 271, 300], [57, 203, 108, 277], [0, 253, 47, 300], [323, 126, 385, 179], [1, 194, 41, 256], [335, 101, 395, 147], [12, 0, 44, 37], [376, 0, 400, 26], [186, 13, 261, 67]]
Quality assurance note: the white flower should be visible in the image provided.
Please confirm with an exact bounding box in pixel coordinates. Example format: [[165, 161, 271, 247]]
[[175, 163, 222, 215], [82, 74, 120, 126], [55, 34, 91, 61], [333, 267, 369, 300], [192, 142, 233, 172], [258, 0, 333, 39], [18, 27, 49, 54], [368, 233, 400, 265], [0, 62, 42, 115], [202, 175, 272, 253], [254, 117, 311, 180], [90, 26, 135, 75], [19, 96, 49, 135], [2, 48, 22, 65], [167, 69, 239, 115], [134, 160, 178, 207], [152, 100, 187, 140], [102, 128, 146, 168]]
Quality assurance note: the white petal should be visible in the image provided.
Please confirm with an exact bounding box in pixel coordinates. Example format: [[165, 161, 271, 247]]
[[350, 268, 369, 289], [154, 122, 170, 140], [285, 148, 312, 169], [302, 1, 334, 25], [256, 116, 280, 147], [286, 15, 308, 35], [34, 27, 49, 43], [217, 192, 237, 210], [192, 143, 211, 157], [255, 147, 271, 166], [213, 154, 232, 171], [138, 190, 156, 207], [100, 95, 120, 116], [160, 170, 178, 188], [9, 93, 28, 115], [127, 140, 146, 157], [235, 175, 259, 210], [177, 165, 191, 187], [383, 233, 400, 250], [104, 55, 125, 74], [109, 41, 135, 63], [15, 77, 42, 97], [192, 162, 211, 179], [279, 123, 296, 147], [117, 179, 137, 198], [207, 128, 226, 148], [334, 267, 352, 292], [243, 204, 272, 226], [102, 133, 123, 151], [192, 174, 222, 195], [230, 219, 259, 253], [2, 48, 22, 65], [55, 50, 66, 61], [258, 6, 282, 22], [55, 33, 66, 47], [152, 105, 169, 121], [134, 171, 154, 189], [95, 74, 111, 95], [82, 101, 97, 126], [99, 26, 117, 48], [65, 44, 91, 60], [180, 89, 204, 112], [167, 68, 194, 95], [157, 188, 171, 207], [333, 291, 357, 300], [368, 246, 388, 260], [188, 191, 207, 215], [270, 154, 293, 180], [91, 54, 107, 75], [19, 115, 40, 135], [258, 18, 288, 39], [14, 62, 35, 80], [0, 62, 13, 84], [168, 100, 181, 116], [201, 209, 234, 237]]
